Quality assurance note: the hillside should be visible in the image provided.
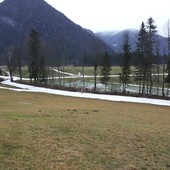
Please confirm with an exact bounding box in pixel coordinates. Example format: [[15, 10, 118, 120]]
[[0, 0, 112, 65]]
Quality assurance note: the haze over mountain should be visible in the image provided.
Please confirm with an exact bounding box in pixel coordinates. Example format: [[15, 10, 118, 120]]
[[96, 29, 166, 55], [0, 0, 112, 65]]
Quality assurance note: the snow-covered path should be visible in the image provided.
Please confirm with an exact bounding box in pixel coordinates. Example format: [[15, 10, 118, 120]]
[[1, 80, 170, 107], [52, 68, 75, 76]]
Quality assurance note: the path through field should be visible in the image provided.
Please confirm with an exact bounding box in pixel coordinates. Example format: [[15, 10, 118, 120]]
[[1, 79, 170, 107]]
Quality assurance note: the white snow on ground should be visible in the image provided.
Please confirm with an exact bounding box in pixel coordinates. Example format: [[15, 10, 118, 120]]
[[1, 80, 170, 107], [52, 68, 75, 76]]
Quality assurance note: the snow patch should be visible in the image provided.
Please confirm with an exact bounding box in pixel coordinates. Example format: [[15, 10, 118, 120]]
[[1, 80, 170, 107]]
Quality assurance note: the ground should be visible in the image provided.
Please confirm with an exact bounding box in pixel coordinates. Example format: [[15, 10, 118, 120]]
[[0, 89, 170, 169]]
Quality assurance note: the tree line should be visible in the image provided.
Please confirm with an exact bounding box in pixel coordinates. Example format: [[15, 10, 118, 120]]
[[120, 17, 170, 96], [1, 17, 170, 97]]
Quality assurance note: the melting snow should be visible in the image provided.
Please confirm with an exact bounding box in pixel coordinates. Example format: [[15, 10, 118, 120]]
[[1, 80, 170, 107]]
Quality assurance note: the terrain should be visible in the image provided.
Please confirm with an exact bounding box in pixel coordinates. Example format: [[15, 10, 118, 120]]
[[0, 89, 170, 169]]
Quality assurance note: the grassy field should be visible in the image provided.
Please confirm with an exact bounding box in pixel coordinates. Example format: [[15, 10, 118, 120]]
[[0, 89, 170, 169], [64, 66, 124, 75]]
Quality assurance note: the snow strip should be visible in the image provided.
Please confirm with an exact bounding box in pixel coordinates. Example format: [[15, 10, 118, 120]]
[[1, 80, 170, 107], [52, 69, 75, 76]]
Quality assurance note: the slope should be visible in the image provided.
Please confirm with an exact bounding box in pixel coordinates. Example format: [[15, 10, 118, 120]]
[[0, 0, 112, 65]]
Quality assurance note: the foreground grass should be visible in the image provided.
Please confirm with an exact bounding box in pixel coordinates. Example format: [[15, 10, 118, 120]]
[[0, 89, 170, 169]]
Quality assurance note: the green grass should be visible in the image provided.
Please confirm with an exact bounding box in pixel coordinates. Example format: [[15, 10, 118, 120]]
[[64, 66, 146, 76], [0, 89, 170, 169], [64, 66, 123, 75]]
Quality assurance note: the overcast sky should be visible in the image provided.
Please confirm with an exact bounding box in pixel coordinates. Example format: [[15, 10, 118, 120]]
[[0, 0, 169, 35], [45, 0, 170, 35]]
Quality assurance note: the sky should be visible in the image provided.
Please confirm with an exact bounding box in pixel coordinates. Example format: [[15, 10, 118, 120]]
[[45, 0, 170, 35], [0, 0, 169, 35]]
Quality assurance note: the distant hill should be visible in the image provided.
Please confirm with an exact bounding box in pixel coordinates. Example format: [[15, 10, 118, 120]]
[[0, 0, 112, 65], [96, 29, 166, 54], [96, 29, 140, 52]]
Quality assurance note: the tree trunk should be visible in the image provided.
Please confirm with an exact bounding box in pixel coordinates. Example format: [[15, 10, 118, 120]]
[[18, 55, 22, 82], [105, 84, 106, 93], [9, 69, 13, 82], [162, 63, 165, 97], [57, 65, 61, 86], [82, 65, 85, 91], [94, 65, 97, 92], [149, 68, 153, 95], [139, 73, 142, 94], [156, 64, 160, 96]]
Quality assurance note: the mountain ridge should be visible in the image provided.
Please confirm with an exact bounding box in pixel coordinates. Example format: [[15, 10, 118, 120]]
[[0, 0, 112, 65], [96, 29, 166, 54]]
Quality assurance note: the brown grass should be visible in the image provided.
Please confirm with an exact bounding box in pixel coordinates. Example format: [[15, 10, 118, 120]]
[[0, 89, 170, 169]]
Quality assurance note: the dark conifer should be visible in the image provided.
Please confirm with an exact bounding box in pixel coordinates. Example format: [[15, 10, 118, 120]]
[[120, 32, 131, 93], [100, 52, 112, 92], [28, 29, 46, 84]]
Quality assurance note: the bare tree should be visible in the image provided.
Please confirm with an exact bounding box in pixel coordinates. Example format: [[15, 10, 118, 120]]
[[162, 36, 167, 97], [154, 36, 161, 95], [80, 52, 86, 91], [91, 37, 102, 92], [6, 45, 18, 82], [161, 19, 170, 96], [165, 20, 170, 96]]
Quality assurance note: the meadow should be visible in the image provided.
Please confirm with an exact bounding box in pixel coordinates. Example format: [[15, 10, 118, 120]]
[[0, 89, 170, 169], [63, 66, 123, 75]]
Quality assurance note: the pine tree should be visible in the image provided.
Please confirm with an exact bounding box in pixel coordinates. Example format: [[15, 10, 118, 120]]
[[28, 29, 46, 84], [120, 32, 131, 93], [38, 54, 47, 83], [100, 52, 112, 92], [146, 17, 157, 94], [6, 46, 18, 82], [135, 22, 148, 94]]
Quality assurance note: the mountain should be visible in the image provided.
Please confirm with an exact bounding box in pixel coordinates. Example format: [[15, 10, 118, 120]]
[[96, 29, 166, 55], [0, 0, 112, 65], [96, 29, 139, 53]]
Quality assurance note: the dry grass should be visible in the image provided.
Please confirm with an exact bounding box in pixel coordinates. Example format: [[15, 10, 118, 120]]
[[0, 89, 170, 169]]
